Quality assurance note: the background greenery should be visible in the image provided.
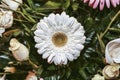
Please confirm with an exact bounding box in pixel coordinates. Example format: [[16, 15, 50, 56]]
[[0, 0, 120, 80]]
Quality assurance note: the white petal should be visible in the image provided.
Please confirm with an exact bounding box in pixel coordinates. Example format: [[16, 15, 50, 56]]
[[34, 36, 43, 43], [113, 58, 120, 63], [65, 17, 75, 28], [54, 55, 61, 65], [55, 14, 62, 26], [73, 33, 84, 40], [70, 23, 81, 33], [66, 53, 74, 61], [34, 29, 45, 35], [48, 52, 56, 63], [42, 52, 50, 59], [34, 31, 47, 39], [37, 49, 46, 54], [61, 12, 69, 24], [35, 42, 45, 48], [75, 44, 84, 50]]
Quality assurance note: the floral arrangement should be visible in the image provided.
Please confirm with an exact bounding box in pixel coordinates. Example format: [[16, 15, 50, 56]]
[[0, 0, 119, 80]]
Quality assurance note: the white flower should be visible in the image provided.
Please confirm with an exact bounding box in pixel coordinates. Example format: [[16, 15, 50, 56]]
[[0, 9, 13, 28], [0, 9, 13, 37], [102, 64, 120, 79], [2, 0, 22, 11], [34, 12, 86, 65], [25, 71, 37, 80], [105, 38, 120, 64], [0, 74, 6, 80], [91, 74, 105, 80], [9, 38, 29, 61]]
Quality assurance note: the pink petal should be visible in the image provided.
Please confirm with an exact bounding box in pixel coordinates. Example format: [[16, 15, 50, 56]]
[[84, 0, 89, 3], [105, 0, 110, 8], [116, 0, 119, 5], [93, 0, 100, 9], [100, 0, 105, 10], [111, 0, 117, 7], [89, 0, 95, 6]]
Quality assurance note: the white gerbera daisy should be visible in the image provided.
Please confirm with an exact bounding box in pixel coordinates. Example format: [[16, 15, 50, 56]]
[[34, 12, 86, 65]]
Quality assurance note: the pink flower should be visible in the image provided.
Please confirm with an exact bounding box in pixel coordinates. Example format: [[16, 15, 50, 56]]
[[83, 0, 120, 10]]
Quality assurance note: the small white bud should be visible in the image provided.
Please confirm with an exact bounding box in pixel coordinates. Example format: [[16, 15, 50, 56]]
[[102, 64, 120, 79], [9, 38, 29, 61], [2, 0, 22, 11]]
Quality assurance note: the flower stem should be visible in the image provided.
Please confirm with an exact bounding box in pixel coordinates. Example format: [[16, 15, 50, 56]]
[[28, 58, 39, 69], [100, 10, 120, 38]]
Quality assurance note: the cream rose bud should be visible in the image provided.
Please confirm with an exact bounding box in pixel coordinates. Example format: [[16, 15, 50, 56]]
[[0, 9, 13, 28], [105, 38, 120, 64], [2, 0, 22, 11], [91, 74, 105, 80], [102, 64, 120, 79], [9, 38, 29, 61]]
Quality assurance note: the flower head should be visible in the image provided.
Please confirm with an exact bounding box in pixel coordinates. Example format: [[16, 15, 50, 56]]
[[91, 74, 105, 80], [4, 66, 16, 73], [0, 9, 13, 37], [0, 9, 13, 28], [9, 38, 29, 61], [102, 64, 120, 79], [83, 0, 120, 10], [25, 71, 37, 80], [2, 0, 22, 11], [34, 12, 86, 65], [105, 38, 120, 64]]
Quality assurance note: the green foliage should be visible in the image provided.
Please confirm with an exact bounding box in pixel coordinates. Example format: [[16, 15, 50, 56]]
[[0, 0, 120, 80]]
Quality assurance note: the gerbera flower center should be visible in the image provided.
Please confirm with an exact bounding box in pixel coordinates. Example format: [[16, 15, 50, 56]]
[[52, 32, 68, 47]]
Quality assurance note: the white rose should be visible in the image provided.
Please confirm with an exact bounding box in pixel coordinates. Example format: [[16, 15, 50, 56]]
[[105, 38, 120, 64], [2, 0, 22, 11], [9, 38, 29, 61], [0, 9, 13, 28], [91, 74, 105, 80], [102, 64, 120, 79]]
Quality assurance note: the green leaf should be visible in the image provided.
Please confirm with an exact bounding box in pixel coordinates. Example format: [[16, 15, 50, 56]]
[[72, 3, 79, 11]]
